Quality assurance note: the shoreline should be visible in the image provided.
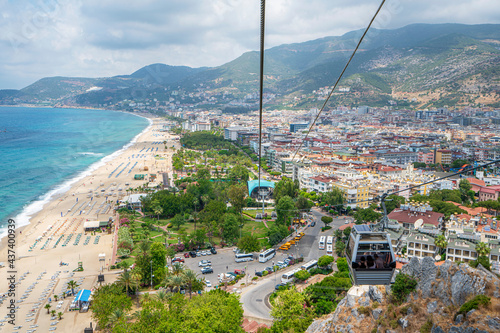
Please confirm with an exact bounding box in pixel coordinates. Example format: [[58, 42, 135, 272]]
[[0, 113, 174, 331], [0, 108, 153, 242]]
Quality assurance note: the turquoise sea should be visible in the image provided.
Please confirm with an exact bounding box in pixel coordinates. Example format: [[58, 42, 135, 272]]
[[0, 106, 150, 238]]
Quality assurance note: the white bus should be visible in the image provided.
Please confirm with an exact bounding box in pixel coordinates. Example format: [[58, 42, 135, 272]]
[[259, 248, 276, 263], [281, 268, 301, 284], [235, 253, 254, 263], [326, 236, 333, 245], [301, 260, 318, 272], [326, 244, 333, 255], [319, 236, 326, 250]]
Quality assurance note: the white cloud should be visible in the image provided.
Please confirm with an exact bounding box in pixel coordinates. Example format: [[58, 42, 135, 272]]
[[0, 0, 499, 89]]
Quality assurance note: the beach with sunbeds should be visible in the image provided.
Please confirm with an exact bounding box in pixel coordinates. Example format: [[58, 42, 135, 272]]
[[0, 116, 175, 332]]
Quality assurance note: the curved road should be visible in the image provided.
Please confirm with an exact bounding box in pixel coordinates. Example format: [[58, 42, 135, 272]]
[[240, 207, 349, 321]]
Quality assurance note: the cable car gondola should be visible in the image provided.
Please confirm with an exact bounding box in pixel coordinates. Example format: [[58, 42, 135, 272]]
[[346, 224, 396, 285]]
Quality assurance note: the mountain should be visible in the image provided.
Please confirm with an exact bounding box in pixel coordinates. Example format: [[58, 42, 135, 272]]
[[1, 23, 499, 109]]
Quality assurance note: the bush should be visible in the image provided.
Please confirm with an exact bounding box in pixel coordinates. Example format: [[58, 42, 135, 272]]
[[262, 270, 268, 277], [372, 301, 379, 309], [333, 271, 349, 279], [166, 223, 173, 228], [252, 276, 258, 281], [420, 319, 433, 333], [336, 258, 349, 272], [358, 306, 370, 316], [391, 273, 418, 304], [321, 226, 332, 232], [309, 268, 332, 276], [456, 295, 490, 318], [314, 299, 334, 315]]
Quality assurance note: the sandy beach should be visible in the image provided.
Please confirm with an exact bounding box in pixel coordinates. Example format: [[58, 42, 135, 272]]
[[0, 116, 175, 332]]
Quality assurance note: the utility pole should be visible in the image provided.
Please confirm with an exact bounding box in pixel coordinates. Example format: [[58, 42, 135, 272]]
[[150, 260, 153, 289]]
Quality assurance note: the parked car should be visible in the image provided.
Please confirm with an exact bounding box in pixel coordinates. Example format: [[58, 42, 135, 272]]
[[172, 257, 184, 263], [284, 258, 291, 265], [189, 251, 197, 258], [196, 251, 202, 257], [255, 271, 263, 277], [265, 267, 273, 273], [205, 280, 212, 287], [310, 221, 316, 227], [198, 260, 211, 267], [210, 247, 217, 254], [275, 283, 287, 290], [234, 269, 245, 275], [201, 267, 213, 274], [201, 251, 207, 256], [205, 250, 211, 256], [183, 253, 190, 258]]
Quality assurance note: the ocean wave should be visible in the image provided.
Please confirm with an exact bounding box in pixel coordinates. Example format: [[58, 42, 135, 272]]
[[78, 152, 104, 156], [0, 115, 151, 240]]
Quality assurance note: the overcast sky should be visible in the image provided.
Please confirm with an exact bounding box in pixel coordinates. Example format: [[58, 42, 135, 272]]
[[0, 0, 499, 89]]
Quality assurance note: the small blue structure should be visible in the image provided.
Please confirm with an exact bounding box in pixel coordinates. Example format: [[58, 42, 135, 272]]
[[74, 289, 92, 312], [247, 180, 275, 197]]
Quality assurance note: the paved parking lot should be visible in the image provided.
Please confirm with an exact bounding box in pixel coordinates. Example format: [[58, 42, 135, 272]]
[[180, 248, 294, 287]]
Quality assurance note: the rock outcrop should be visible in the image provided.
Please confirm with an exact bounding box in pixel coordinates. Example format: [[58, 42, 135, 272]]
[[306, 258, 500, 333]]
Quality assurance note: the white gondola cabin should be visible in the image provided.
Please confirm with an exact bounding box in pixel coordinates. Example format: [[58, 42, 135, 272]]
[[346, 224, 396, 285]]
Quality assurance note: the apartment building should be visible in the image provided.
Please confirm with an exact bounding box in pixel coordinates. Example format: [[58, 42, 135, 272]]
[[332, 181, 370, 209], [406, 232, 438, 259], [435, 149, 452, 165], [446, 236, 478, 263], [418, 150, 435, 165]]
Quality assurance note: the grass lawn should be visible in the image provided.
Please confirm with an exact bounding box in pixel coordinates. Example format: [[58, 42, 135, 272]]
[[243, 209, 275, 219]]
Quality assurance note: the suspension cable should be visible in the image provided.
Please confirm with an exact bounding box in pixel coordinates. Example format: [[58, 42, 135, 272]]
[[291, 0, 386, 162], [258, 0, 266, 211]]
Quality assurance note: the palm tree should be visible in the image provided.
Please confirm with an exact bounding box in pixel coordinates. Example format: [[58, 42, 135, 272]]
[[53, 295, 58, 302], [57, 312, 63, 320], [45, 303, 51, 314], [67, 280, 79, 296], [140, 292, 152, 305], [171, 275, 185, 293], [116, 268, 139, 296], [475, 242, 491, 257], [109, 308, 126, 326], [163, 275, 174, 292], [51, 310, 56, 317], [434, 235, 448, 255], [182, 269, 198, 299], [172, 262, 184, 276], [155, 290, 170, 303]]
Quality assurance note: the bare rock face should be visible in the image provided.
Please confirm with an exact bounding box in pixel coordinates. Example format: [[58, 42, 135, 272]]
[[306, 258, 500, 333]]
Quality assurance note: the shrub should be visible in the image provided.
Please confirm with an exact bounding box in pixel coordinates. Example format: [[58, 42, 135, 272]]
[[456, 295, 490, 318], [358, 306, 370, 316], [333, 271, 349, 279], [262, 270, 268, 277], [372, 301, 379, 309], [336, 258, 349, 272], [310, 268, 332, 276], [399, 304, 410, 315], [391, 273, 418, 304], [166, 223, 173, 228], [314, 299, 334, 315], [389, 319, 398, 329], [252, 276, 258, 281], [321, 226, 332, 232], [420, 319, 433, 333]]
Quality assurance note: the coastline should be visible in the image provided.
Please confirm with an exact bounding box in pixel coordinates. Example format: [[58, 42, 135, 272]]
[[0, 112, 173, 331], [0, 108, 153, 241]]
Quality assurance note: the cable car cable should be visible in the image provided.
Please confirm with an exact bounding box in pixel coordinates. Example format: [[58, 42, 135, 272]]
[[258, 0, 266, 205], [290, 0, 387, 163]]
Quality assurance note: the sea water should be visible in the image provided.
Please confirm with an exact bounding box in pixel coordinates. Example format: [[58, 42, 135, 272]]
[[0, 106, 150, 238]]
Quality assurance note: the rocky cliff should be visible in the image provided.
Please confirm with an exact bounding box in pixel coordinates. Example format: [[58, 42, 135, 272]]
[[306, 257, 500, 333]]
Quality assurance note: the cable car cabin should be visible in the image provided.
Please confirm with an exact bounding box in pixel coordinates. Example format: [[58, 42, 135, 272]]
[[346, 224, 396, 285]]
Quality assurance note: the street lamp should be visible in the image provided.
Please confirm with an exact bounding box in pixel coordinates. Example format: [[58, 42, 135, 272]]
[[150, 260, 153, 289], [272, 260, 276, 286]]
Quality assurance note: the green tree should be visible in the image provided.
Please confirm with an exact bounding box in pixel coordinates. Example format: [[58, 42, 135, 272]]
[[196, 167, 211, 180], [294, 270, 311, 281], [45, 303, 51, 314], [296, 195, 313, 211], [354, 207, 381, 224], [321, 188, 345, 209], [222, 213, 240, 244], [91, 283, 132, 330], [321, 216, 333, 227], [151, 242, 167, 286], [343, 227, 351, 238], [273, 177, 299, 205], [67, 280, 79, 296], [384, 195, 406, 214], [336, 257, 349, 272], [318, 255, 335, 268], [227, 184, 247, 214], [116, 268, 139, 296], [434, 235, 448, 254], [267, 224, 289, 246], [391, 273, 418, 304], [182, 269, 199, 299], [237, 235, 261, 253], [228, 165, 249, 182], [475, 242, 491, 257], [335, 241, 346, 257], [171, 213, 185, 230], [166, 246, 177, 265], [270, 287, 313, 333], [276, 195, 296, 225]]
